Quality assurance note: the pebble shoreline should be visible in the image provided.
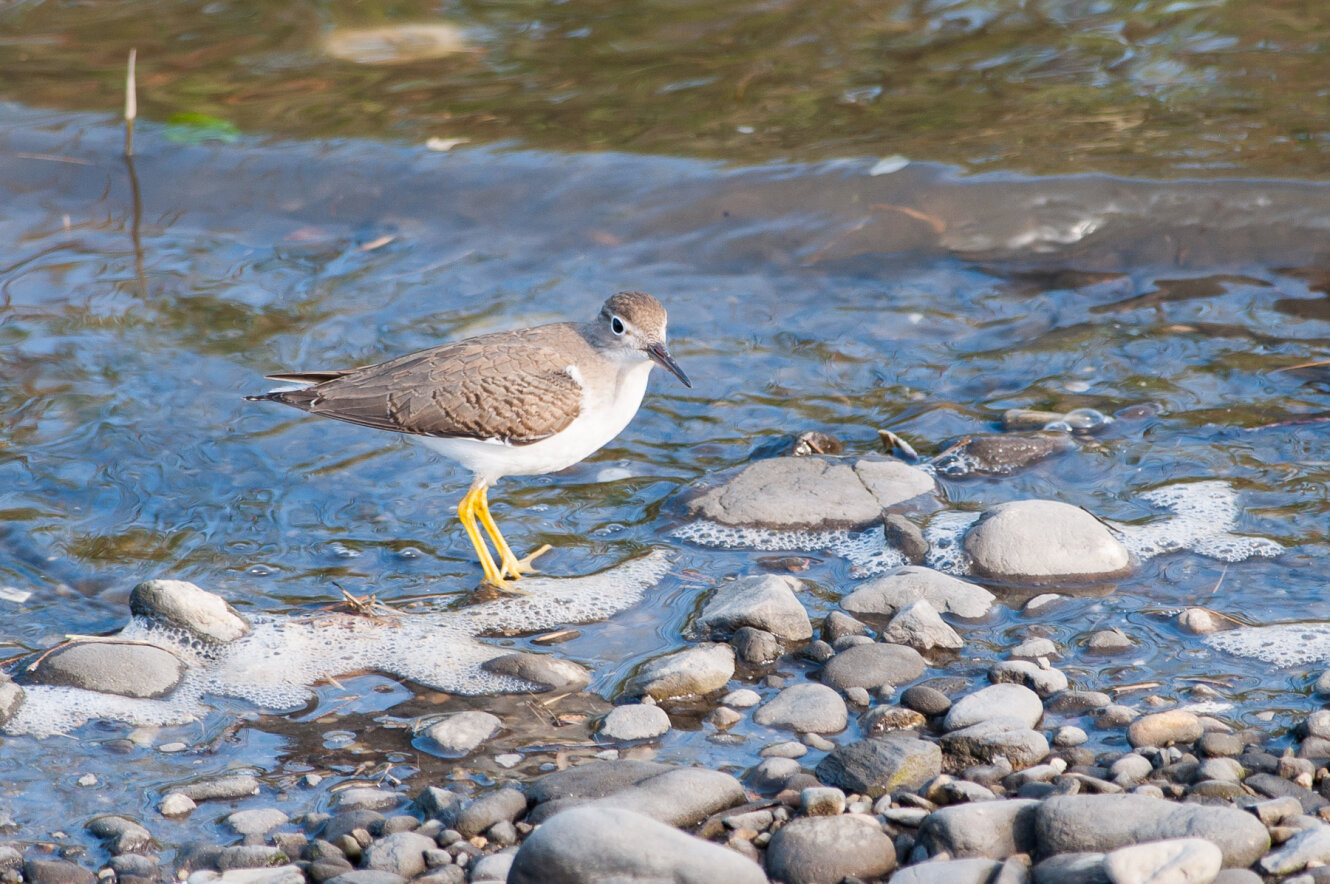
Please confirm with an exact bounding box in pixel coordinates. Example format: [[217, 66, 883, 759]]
[[0, 449, 1311, 884]]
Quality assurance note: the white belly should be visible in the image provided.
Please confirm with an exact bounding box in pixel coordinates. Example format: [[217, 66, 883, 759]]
[[416, 360, 654, 482]]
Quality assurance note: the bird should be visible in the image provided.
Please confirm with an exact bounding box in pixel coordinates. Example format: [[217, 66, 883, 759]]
[[247, 291, 691, 590]]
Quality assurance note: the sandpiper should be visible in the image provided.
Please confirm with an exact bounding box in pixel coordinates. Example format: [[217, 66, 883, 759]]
[[248, 291, 691, 589]]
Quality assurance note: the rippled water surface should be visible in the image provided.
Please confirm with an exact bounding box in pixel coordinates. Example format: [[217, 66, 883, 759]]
[[2, 0, 1330, 866]]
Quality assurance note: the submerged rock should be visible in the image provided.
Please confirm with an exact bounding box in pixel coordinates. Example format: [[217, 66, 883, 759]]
[[686, 456, 933, 530], [19, 640, 185, 699], [964, 500, 1131, 584], [507, 806, 766, 884], [842, 567, 995, 619], [129, 579, 250, 643]]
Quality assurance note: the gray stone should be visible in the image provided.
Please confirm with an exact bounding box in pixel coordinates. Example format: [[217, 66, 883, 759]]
[[467, 850, 515, 882], [686, 455, 933, 530], [814, 734, 942, 797], [754, 682, 848, 734], [1109, 754, 1153, 786], [1104, 837, 1222, 884], [177, 774, 262, 802], [963, 500, 1131, 583], [413, 786, 462, 821], [861, 705, 927, 735], [884, 513, 929, 563], [842, 567, 994, 619], [761, 740, 808, 759], [0, 674, 23, 727], [722, 688, 762, 708], [917, 799, 1040, 859], [323, 873, 407, 884], [129, 578, 250, 643], [800, 786, 846, 816], [821, 642, 926, 692], [1176, 608, 1224, 635], [335, 787, 402, 811], [217, 846, 290, 870], [823, 611, 871, 641], [480, 652, 590, 691], [159, 791, 197, 816], [1196, 756, 1244, 783], [732, 626, 782, 664], [1316, 668, 1330, 697], [942, 720, 1050, 770], [22, 859, 96, 884], [1087, 628, 1134, 654], [20, 640, 185, 698], [1035, 793, 1270, 868], [693, 574, 813, 642], [87, 815, 152, 852], [361, 832, 436, 878], [902, 685, 952, 717], [945, 684, 1044, 731], [453, 788, 527, 838], [1032, 853, 1109, 884], [1258, 823, 1330, 875], [414, 710, 501, 757], [1046, 690, 1112, 713], [601, 704, 670, 742], [526, 760, 673, 805], [623, 643, 735, 700], [1011, 638, 1059, 659], [1127, 710, 1203, 749], [883, 599, 964, 651], [765, 815, 895, 884], [192, 867, 306, 884], [507, 805, 767, 884], [750, 757, 802, 792], [1053, 726, 1088, 747], [225, 808, 289, 836], [990, 660, 1068, 698], [890, 858, 1008, 884], [589, 767, 746, 827]]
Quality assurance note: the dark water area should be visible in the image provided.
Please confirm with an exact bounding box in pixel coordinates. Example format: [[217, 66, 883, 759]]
[[1, 0, 1330, 869]]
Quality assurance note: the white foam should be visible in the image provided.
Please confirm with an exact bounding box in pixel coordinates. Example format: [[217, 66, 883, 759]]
[[5, 552, 670, 738], [672, 521, 905, 577], [1206, 624, 1330, 668], [923, 511, 980, 574], [1115, 481, 1282, 563]]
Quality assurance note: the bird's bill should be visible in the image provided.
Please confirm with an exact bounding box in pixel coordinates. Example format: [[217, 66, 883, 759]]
[[647, 342, 692, 388]]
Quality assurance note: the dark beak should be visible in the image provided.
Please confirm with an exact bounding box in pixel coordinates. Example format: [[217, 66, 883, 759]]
[[646, 341, 691, 388]]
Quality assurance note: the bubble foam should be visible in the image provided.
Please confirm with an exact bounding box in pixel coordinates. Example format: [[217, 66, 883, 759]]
[[1205, 624, 1330, 669], [5, 551, 671, 737], [672, 521, 905, 576], [1115, 481, 1283, 563]]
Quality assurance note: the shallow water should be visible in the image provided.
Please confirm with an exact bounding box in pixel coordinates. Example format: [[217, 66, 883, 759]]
[[1, 15, 1330, 864]]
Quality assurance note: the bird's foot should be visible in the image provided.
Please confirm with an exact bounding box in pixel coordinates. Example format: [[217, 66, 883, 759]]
[[499, 543, 552, 581]]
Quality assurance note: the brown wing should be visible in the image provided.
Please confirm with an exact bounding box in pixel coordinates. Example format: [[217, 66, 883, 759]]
[[262, 326, 588, 445]]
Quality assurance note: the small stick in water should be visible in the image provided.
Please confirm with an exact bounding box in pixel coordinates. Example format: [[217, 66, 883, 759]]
[[124, 48, 137, 157]]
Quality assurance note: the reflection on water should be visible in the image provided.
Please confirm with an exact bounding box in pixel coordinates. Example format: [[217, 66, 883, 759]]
[[1, 104, 1328, 858], [1, 0, 1329, 175]]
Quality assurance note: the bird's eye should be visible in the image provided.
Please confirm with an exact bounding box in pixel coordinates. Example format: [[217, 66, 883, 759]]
[[610, 316, 625, 335]]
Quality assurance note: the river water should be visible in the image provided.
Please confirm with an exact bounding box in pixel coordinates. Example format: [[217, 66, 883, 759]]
[[2, 0, 1330, 866]]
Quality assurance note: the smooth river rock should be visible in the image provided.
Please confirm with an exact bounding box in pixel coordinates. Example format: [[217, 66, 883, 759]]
[[917, 798, 1041, 859], [1035, 793, 1270, 868], [1104, 837, 1223, 884], [942, 719, 1050, 770], [691, 574, 813, 642], [480, 652, 590, 692], [814, 734, 941, 796], [21, 640, 185, 699], [600, 704, 671, 742], [508, 806, 767, 884], [945, 683, 1044, 731], [129, 578, 250, 643], [821, 642, 927, 692], [1127, 709, 1204, 749], [687, 456, 934, 530], [963, 499, 1132, 583], [623, 643, 735, 700], [882, 599, 964, 651], [414, 711, 501, 757], [842, 566, 995, 619], [754, 682, 848, 734], [0, 674, 24, 727], [764, 815, 896, 884]]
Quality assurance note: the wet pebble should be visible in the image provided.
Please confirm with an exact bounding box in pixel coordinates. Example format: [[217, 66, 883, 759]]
[[507, 805, 766, 884], [159, 792, 198, 817], [224, 809, 289, 837], [753, 682, 848, 733], [821, 642, 926, 692], [722, 688, 762, 708], [1176, 607, 1225, 635], [963, 500, 1131, 583], [1046, 690, 1111, 713], [20, 641, 186, 699], [87, 815, 153, 853], [600, 704, 670, 741], [901, 684, 952, 717], [761, 740, 807, 759], [1010, 637, 1059, 659], [415, 710, 502, 757], [129, 578, 250, 643], [453, 788, 527, 838], [841, 566, 994, 619], [692, 574, 812, 641], [480, 653, 590, 691], [814, 734, 941, 796], [1127, 709, 1203, 748], [623, 643, 735, 700], [176, 774, 262, 803], [989, 660, 1068, 698], [945, 684, 1044, 731], [882, 599, 963, 651], [732, 626, 783, 664], [884, 513, 929, 563], [765, 814, 896, 884], [1087, 628, 1134, 654]]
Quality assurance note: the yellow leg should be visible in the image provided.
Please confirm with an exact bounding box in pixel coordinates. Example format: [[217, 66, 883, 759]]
[[457, 481, 509, 588], [475, 484, 551, 581]]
